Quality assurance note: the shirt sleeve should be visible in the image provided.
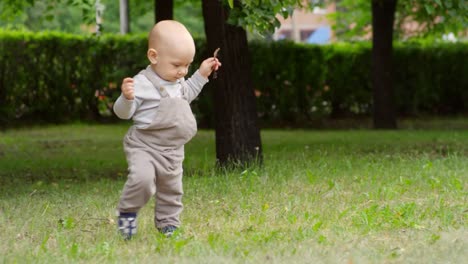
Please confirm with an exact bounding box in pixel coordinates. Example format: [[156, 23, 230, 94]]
[[113, 94, 139, 120], [184, 70, 209, 103]]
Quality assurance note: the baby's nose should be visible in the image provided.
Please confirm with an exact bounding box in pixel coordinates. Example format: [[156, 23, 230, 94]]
[[180, 67, 188, 75]]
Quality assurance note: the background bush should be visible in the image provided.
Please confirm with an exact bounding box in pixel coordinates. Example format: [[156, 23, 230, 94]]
[[1, 30, 467, 128]]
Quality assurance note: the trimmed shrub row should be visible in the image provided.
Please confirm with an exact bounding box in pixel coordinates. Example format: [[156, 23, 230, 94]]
[[1, 30, 467, 127]]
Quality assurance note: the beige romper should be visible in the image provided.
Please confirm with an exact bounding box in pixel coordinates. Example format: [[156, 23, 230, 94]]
[[117, 68, 197, 229]]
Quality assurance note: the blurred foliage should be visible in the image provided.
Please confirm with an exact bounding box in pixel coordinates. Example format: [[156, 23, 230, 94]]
[[1, 0, 466, 41], [1, 31, 466, 128], [0, 0, 316, 38], [331, 0, 468, 41], [226, 0, 318, 36], [0, 0, 205, 37]]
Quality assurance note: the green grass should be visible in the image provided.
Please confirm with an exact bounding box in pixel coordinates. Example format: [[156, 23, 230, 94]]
[[0, 124, 467, 263]]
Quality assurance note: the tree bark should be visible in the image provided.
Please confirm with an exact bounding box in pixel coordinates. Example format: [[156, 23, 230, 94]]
[[202, 0, 263, 167], [371, 0, 397, 129], [155, 0, 173, 23]]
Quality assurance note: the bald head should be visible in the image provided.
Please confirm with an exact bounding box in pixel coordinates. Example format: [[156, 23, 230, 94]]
[[148, 20, 195, 56], [146, 20, 197, 81]]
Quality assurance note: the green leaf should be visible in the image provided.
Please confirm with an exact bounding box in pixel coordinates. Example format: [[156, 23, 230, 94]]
[[424, 4, 435, 14], [228, 0, 234, 9], [445, 0, 453, 8]]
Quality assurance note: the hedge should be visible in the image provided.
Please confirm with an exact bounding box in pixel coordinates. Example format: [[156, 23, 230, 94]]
[[251, 41, 468, 125], [1, 30, 467, 128]]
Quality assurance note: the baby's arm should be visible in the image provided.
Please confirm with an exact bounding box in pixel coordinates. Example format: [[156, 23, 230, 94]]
[[184, 70, 208, 102], [113, 78, 138, 119]]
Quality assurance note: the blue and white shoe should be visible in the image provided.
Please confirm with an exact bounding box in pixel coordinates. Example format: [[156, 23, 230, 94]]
[[118, 212, 137, 240], [158, 225, 178, 237]]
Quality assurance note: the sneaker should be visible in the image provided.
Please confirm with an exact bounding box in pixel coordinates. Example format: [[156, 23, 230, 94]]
[[118, 212, 137, 240], [158, 225, 177, 237]]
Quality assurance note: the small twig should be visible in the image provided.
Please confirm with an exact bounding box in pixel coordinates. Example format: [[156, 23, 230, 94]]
[[213, 48, 220, 79]]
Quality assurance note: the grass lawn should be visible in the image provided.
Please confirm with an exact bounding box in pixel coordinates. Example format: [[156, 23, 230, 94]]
[[0, 123, 467, 263]]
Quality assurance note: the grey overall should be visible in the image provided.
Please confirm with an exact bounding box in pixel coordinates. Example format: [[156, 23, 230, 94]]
[[117, 68, 197, 229]]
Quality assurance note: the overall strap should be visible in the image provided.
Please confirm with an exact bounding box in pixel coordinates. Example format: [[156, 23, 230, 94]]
[[140, 66, 169, 98]]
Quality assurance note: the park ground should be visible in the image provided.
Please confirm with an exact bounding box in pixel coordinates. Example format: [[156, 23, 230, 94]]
[[0, 120, 467, 263]]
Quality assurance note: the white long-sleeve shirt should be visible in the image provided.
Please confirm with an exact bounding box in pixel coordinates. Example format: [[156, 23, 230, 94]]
[[113, 67, 208, 129]]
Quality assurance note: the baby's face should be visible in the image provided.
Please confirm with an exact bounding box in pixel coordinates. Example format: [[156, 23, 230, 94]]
[[155, 48, 194, 82], [147, 21, 196, 82]]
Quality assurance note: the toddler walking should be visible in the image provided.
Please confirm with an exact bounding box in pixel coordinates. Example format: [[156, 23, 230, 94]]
[[113, 20, 221, 239]]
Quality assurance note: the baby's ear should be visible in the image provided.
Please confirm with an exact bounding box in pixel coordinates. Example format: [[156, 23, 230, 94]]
[[147, 48, 158, 64]]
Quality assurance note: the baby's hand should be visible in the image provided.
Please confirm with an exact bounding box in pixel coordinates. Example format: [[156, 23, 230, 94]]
[[121, 77, 134, 100], [199, 57, 222, 79]]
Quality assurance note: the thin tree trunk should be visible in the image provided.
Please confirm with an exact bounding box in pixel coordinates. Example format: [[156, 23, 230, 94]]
[[119, 0, 130, 34], [202, 0, 263, 167], [372, 0, 397, 129], [155, 0, 173, 23]]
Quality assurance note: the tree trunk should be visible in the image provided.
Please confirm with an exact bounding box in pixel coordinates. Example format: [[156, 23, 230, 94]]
[[119, 0, 130, 34], [155, 0, 173, 23], [371, 0, 397, 129], [202, 0, 263, 167]]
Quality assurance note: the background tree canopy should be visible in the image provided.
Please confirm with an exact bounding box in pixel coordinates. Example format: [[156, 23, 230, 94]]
[[333, 0, 468, 41], [1, 0, 466, 41], [0, 0, 206, 37]]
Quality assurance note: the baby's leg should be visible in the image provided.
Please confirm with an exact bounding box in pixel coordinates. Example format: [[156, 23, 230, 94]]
[[117, 151, 156, 213], [154, 170, 183, 229]]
